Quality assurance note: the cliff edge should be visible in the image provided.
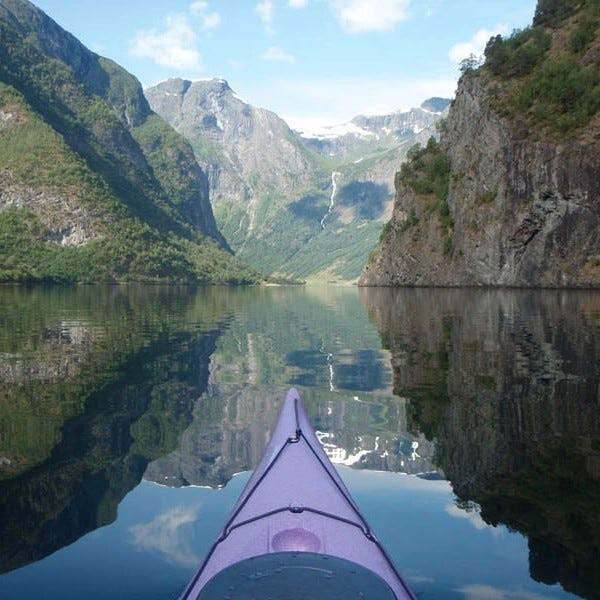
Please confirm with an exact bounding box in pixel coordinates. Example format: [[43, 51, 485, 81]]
[[360, 0, 600, 288]]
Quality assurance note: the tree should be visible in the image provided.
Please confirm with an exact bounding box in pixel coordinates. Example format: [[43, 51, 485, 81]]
[[484, 35, 507, 75], [533, 0, 577, 26], [459, 53, 482, 75]]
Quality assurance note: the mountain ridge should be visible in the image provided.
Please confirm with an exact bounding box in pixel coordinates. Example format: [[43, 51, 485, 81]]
[[0, 0, 259, 283]]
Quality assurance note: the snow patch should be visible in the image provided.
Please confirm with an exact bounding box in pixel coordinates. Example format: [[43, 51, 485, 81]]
[[298, 121, 374, 140]]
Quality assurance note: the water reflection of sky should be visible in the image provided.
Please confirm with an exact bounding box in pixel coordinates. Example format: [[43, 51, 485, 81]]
[[1, 469, 575, 600]]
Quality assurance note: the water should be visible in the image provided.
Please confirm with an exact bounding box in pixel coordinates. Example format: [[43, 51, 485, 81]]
[[0, 284, 598, 599]]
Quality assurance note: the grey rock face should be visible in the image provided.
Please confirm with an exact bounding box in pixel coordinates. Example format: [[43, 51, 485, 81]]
[[146, 78, 311, 208], [360, 75, 600, 288]]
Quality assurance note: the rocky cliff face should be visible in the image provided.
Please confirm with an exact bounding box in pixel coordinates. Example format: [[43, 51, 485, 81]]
[[146, 78, 312, 211], [360, 10, 600, 288]]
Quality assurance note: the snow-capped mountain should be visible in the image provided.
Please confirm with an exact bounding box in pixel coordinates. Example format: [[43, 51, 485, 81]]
[[300, 99, 450, 159], [146, 78, 449, 281]]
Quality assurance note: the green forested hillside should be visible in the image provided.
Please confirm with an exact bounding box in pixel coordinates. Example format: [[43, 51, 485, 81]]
[[0, 0, 260, 283], [481, 0, 600, 132]]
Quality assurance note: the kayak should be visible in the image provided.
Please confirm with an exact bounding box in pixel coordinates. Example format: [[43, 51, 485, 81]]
[[180, 388, 416, 599]]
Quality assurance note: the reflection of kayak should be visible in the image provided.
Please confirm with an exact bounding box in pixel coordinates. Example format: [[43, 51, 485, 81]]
[[180, 388, 415, 599]]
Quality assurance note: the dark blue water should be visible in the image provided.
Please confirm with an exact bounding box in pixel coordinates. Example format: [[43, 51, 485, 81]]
[[0, 285, 598, 599]]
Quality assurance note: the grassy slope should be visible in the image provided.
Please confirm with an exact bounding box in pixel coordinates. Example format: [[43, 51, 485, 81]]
[[481, 0, 600, 134], [0, 4, 259, 284]]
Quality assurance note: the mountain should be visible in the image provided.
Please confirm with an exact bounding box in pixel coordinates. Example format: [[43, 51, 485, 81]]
[[146, 78, 448, 281], [145, 77, 322, 276], [299, 98, 449, 159], [0, 0, 259, 283], [360, 0, 600, 287]]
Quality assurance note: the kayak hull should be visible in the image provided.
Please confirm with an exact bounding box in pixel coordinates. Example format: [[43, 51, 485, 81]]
[[180, 388, 415, 599]]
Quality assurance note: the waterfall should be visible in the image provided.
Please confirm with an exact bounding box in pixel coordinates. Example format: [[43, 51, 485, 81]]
[[320, 171, 341, 229]]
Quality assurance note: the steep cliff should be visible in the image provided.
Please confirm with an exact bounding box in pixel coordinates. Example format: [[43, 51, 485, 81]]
[[0, 0, 257, 283], [360, 0, 600, 288], [146, 78, 314, 214]]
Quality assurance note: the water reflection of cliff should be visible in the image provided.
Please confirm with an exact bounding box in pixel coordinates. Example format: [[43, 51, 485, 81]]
[[0, 285, 230, 574], [361, 287, 600, 600]]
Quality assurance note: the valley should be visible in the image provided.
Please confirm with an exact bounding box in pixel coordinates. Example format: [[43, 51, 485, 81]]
[[145, 77, 448, 281]]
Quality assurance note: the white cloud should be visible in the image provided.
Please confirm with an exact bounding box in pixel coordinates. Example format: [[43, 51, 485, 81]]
[[288, 0, 309, 7], [129, 505, 201, 567], [331, 0, 411, 33], [262, 45, 296, 63], [130, 13, 203, 71], [256, 0, 275, 33], [190, 1, 221, 29], [449, 25, 508, 64], [444, 502, 490, 530]]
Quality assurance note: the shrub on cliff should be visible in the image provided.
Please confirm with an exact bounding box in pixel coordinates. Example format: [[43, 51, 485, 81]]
[[534, 0, 583, 27], [480, 0, 600, 134], [484, 28, 551, 78], [400, 138, 450, 202], [518, 56, 600, 130], [534, 0, 599, 27]]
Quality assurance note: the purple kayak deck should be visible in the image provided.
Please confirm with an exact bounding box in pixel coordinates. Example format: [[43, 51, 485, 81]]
[[180, 388, 415, 599]]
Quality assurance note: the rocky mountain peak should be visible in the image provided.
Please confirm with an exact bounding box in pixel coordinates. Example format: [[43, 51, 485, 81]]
[[200, 77, 233, 95]]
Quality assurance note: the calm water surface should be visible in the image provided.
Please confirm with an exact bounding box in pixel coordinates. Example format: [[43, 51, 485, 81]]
[[0, 284, 598, 599]]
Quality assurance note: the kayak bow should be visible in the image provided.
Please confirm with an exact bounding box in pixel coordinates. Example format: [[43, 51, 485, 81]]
[[180, 388, 415, 599]]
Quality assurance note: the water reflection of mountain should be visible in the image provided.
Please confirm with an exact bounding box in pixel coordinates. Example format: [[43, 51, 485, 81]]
[[142, 286, 439, 489], [361, 287, 600, 600], [0, 285, 229, 574], [0, 285, 440, 575], [209, 285, 395, 393], [144, 383, 437, 489]]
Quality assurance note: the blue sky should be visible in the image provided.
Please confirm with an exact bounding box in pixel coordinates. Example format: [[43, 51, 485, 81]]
[[32, 0, 537, 132]]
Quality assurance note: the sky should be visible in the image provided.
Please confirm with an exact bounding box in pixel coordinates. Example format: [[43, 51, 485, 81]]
[[31, 0, 537, 134]]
